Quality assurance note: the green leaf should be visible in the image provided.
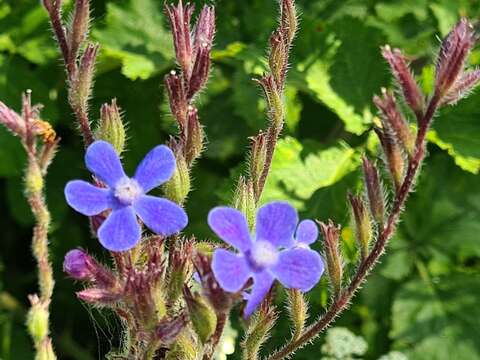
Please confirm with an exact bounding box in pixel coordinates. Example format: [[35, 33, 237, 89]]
[[391, 275, 480, 360], [93, 0, 174, 80], [262, 137, 360, 208]]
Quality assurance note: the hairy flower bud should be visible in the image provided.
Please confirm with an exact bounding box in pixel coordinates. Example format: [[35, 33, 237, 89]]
[[362, 158, 385, 225], [373, 89, 415, 156], [319, 221, 343, 297], [76, 287, 122, 305], [249, 132, 267, 195], [0, 101, 26, 138], [70, 43, 98, 109], [241, 301, 277, 358], [281, 0, 298, 45], [184, 286, 217, 344], [185, 106, 204, 164], [375, 127, 405, 192], [348, 194, 372, 260], [441, 69, 480, 105], [381, 46, 424, 116], [27, 296, 49, 345], [63, 248, 116, 287], [269, 30, 287, 89], [163, 150, 191, 204], [167, 239, 194, 304], [435, 18, 476, 98], [95, 100, 126, 154], [155, 313, 188, 345], [165, 70, 187, 128], [165, 1, 194, 76], [69, 0, 90, 60], [257, 75, 284, 128], [233, 177, 256, 229]]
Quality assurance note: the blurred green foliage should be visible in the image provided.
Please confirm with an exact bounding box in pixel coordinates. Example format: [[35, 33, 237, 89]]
[[0, 0, 479, 359]]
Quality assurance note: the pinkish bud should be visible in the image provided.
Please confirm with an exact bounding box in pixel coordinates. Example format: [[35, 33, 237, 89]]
[[362, 157, 385, 225], [319, 221, 343, 297], [374, 127, 405, 192], [193, 5, 215, 54], [435, 18, 476, 98], [77, 287, 122, 305], [381, 46, 424, 116], [165, 1, 195, 76], [165, 70, 187, 128], [442, 69, 480, 105], [63, 249, 95, 280], [373, 89, 415, 156], [69, 0, 90, 60], [0, 101, 26, 138]]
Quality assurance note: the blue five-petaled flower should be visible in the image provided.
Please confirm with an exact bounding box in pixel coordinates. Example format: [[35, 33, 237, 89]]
[[65, 141, 188, 252], [208, 202, 324, 317]]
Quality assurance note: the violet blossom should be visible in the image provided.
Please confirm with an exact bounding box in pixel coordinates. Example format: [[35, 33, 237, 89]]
[[208, 201, 324, 317], [65, 140, 188, 252]]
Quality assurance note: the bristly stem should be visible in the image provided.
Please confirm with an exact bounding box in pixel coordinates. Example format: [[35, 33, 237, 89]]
[[265, 95, 440, 360]]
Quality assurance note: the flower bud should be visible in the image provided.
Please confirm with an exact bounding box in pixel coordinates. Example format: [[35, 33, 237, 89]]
[[269, 30, 287, 89], [319, 221, 343, 297], [441, 69, 480, 105], [0, 101, 26, 138], [184, 286, 217, 344], [381, 46, 424, 116], [70, 43, 98, 109], [95, 100, 126, 154], [69, 0, 90, 59], [435, 18, 476, 98], [257, 75, 284, 128], [155, 313, 188, 345], [362, 157, 385, 225], [27, 296, 49, 345], [281, 0, 298, 45], [233, 177, 256, 229], [165, 1, 194, 76], [249, 132, 267, 194], [165, 70, 187, 128], [374, 127, 405, 192], [242, 302, 277, 358], [373, 89, 415, 156], [185, 106, 204, 164], [167, 239, 194, 304], [163, 151, 191, 204], [63, 249, 95, 281], [76, 287, 122, 305], [348, 194, 372, 260]]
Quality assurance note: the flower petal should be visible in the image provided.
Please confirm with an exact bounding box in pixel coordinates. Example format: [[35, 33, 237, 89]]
[[85, 141, 126, 187], [64, 180, 111, 216], [98, 206, 141, 252], [243, 271, 274, 318], [134, 145, 176, 193], [208, 207, 252, 252], [133, 195, 188, 236], [271, 248, 324, 291], [296, 220, 318, 245], [212, 249, 251, 292], [255, 201, 298, 248]]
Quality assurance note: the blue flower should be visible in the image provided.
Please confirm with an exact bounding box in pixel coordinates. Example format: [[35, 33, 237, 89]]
[[208, 201, 324, 317], [65, 141, 188, 252]]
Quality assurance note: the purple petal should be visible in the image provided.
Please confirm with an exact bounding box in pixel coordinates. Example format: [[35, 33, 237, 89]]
[[296, 220, 318, 245], [212, 249, 251, 292], [208, 207, 252, 252], [244, 271, 274, 318], [85, 141, 126, 188], [271, 248, 324, 291], [133, 195, 188, 236], [255, 202, 298, 248], [65, 180, 111, 216], [134, 145, 176, 193], [98, 206, 141, 252]]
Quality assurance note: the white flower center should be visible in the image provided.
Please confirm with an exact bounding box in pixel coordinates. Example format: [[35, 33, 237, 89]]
[[114, 178, 142, 205], [250, 241, 278, 269]]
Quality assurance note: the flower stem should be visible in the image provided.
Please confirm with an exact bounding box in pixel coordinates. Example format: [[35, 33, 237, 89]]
[[265, 96, 440, 360]]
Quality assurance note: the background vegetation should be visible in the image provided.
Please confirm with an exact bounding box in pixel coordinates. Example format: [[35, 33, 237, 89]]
[[0, 0, 479, 359]]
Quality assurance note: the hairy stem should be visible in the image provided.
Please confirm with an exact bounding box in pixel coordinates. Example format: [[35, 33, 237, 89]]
[[266, 96, 440, 360]]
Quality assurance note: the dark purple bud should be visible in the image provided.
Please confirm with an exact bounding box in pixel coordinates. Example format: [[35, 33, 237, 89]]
[[77, 287, 122, 305], [374, 127, 405, 192], [362, 157, 385, 225], [442, 69, 480, 105], [63, 249, 95, 280], [381, 46, 424, 116], [165, 70, 187, 128], [69, 0, 90, 60], [319, 221, 343, 297], [155, 313, 188, 345], [165, 1, 195, 76], [269, 30, 288, 89], [188, 44, 212, 100], [435, 18, 476, 98], [280, 0, 298, 45], [373, 89, 415, 156], [0, 101, 26, 138]]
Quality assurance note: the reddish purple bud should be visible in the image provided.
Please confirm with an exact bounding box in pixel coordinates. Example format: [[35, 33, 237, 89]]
[[63, 249, 94, 280], [381, 45, 424, 116], [319, 221, 343, 297], [193, 5, 215, 54], [0, 101, 26, 138], [374, 127, 405, 192], [280, 0, 298, 45], [77, 287, 122, 305], [435, 18, 476, 97], [69, 0, 90, 60], [269, 30, 288, 89], [373, 89, 415, 156], [155, 313, 188, 345], [165, 1, 195, 76], [442, 69, 480, 105], [165, 70, 187, 128], [188, 44, 212, 100], [362, 157, 385, 225]]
